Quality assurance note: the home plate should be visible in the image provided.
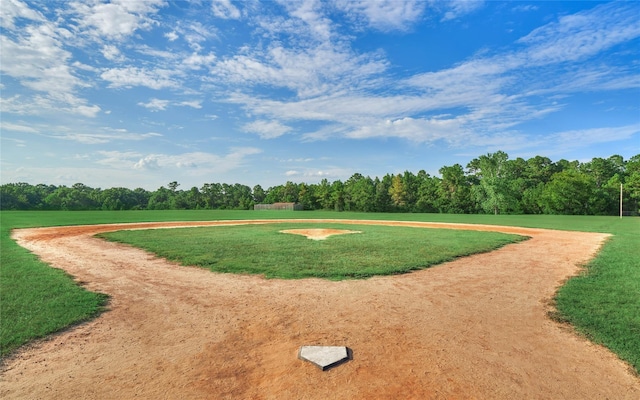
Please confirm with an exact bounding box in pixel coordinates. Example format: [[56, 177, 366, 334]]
[[299, 346, 350, 370]]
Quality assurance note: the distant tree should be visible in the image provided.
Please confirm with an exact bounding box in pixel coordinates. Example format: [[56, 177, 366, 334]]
[[100, 187, 139, 210], [315, 179, 333, 210], [389, 174, 407, 210], [298, 183, 317, 210], [540, 169, 595, 214], [252, 185, 266, 204], [168, 181, 180, 192], [624, 155, 640, 214], [264, 185, 284, 204], [467, 151, 512, 215], [148, 186, 172, 210], [373, 175, 393, 212], [201, 183, 223, 209], [282, 181, 299, 203], [330, 180, 345, 211], [438, 164, 471, 213], [344, 173, 375, 212], [415, 172, 439, 213]]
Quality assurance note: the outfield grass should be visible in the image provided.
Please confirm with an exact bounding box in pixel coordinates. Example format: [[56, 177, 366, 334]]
[[98, 223, 524, 280], [1, 210, 638, 374]]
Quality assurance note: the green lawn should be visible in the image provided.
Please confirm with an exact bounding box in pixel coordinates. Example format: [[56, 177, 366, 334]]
[[1, 210, 638, 374], [98, 223, 524, 280]]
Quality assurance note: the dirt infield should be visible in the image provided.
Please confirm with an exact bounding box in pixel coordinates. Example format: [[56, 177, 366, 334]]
[[2, 220, 639, 399]]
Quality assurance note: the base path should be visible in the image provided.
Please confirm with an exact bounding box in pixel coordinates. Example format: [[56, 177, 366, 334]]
[[2, 220, 639, 399]]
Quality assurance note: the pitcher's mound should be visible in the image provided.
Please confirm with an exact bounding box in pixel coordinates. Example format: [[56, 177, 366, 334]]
[[280, 228, 362, 240]]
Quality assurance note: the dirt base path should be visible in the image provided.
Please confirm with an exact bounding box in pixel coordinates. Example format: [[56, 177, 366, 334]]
[[2, 220, 639, 399]]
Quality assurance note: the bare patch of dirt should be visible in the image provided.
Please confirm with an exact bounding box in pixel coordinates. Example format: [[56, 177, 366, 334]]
[[2, 219, 639, 399], [279, 228, 362, 240]]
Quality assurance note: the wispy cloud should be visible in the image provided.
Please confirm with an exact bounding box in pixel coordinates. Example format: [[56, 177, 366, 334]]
[[68, 0, 165, 40], [242, 120, 292, 139], [138, 98, 170, 111], [211, 0, 241, 20], [441, 0, 485, 22], [334, 0, 426, 31], [101, 67, 179, 89], [551, 124, 640, 149], [0, 122, 39, 133], [125, 148, 263, 173], [138, 98, 202, 111]]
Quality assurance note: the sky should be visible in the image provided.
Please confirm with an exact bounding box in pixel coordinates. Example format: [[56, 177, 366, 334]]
[[1, 0, 639, 190]]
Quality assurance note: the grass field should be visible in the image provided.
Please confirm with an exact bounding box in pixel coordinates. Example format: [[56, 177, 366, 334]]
[[98, 223, 524, 280], [1, 210, 638, 373]]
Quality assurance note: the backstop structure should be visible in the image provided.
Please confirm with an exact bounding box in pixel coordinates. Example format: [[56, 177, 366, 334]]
[[254, 202, 303, 211]]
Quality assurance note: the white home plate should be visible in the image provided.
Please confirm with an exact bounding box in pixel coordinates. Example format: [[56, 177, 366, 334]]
[[299, 346, 350, 370]]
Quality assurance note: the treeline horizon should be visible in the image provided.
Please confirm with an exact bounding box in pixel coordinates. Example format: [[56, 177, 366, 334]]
[[2, 151, 639, 215]]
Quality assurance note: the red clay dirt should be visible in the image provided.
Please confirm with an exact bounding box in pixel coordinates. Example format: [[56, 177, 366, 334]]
[[2, 219, 639, 399]]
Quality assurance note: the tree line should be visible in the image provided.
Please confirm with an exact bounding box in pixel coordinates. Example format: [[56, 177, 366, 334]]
[[2, 152, 639, 215]]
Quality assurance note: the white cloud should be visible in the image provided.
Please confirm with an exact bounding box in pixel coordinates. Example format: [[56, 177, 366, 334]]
[[133, 154, 161, 170], [335, 0, 426, 31], [552, 124, 640, 148], [0, 122, 39, 133], [182, 52, 216, 70], [137, 98, 202, 111], [0, 0, 45, 30], [177, 100, 202, 109], [69, 0, 165, 40], [518, 2, 640, 65], [101, 44, 124, 61], [0, 94, 95, 117], [138, 98, 170, 111], [165, 30, 179, 41], [0, 4, 102, 117], [215, 44, 387, 98], [346, 117, 464, 143], [1, 22, 80, 94], [278, 0, 333, 42], [101, 67, 178, 89], [242, 120, 292, 139], [441, 0, 485, 22], [45, 128, 162, 144], [74, 104, 102, 117], [131, 148, 262, 172], [211, 0, 241, 19]]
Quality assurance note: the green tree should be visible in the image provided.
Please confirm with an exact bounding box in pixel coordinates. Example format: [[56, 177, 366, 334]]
[[438, 164, 472, 213], [148, 186, 172, 210], [315, 179, 333, 210], [298, 183, 316, 210], [201, 183, 223, 209], [282, 181, 299, 203], [389, 174, 407, 210], [330, 180, 345, 211], [467, 151, 512, 215], [415, 172, 439, 213], [252, 185, 266, 204], [100, 187, 138, 210], [541, 169, 596, 215], [373, 175, 393, 212], [624, 155, 640, 214], [344, 173, 375, 212]]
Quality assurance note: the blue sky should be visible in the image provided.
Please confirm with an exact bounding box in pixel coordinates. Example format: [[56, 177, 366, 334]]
[[1, 0, 638, 190]]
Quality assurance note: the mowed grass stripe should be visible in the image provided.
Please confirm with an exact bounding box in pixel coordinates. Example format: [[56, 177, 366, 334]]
[[98, 224, 525, 280]]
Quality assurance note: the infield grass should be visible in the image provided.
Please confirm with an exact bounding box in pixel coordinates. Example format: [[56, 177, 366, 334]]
[[1, 210, 638, 373], [98, 223, 524, 280]]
